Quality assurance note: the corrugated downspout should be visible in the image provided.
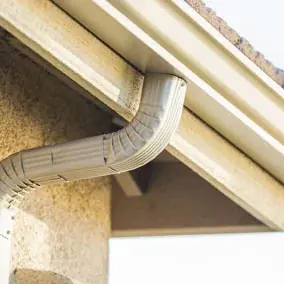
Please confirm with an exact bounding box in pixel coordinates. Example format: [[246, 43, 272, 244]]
[[0, 73, 186, 208]]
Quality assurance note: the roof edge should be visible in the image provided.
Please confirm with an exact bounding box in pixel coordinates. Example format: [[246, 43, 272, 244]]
[[185, 0, 284, 87]]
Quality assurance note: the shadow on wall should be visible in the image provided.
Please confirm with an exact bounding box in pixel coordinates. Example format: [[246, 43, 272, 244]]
[[10, 269, 73, 284]]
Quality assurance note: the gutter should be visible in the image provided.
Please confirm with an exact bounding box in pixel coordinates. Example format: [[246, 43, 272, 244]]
[[53, 0, 284, 184], [2, 0, 284, 231], [0, 73, 186, 208]]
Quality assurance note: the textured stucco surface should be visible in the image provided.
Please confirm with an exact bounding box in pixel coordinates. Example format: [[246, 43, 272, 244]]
[[185, 0, 284, 87], [0, 30, 112, 284]]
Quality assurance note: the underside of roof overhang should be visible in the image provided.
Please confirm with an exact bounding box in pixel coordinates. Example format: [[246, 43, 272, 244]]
[[1, 0, 284, 230]]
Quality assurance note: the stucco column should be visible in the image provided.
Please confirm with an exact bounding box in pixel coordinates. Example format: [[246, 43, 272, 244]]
[[0, 30, 112, 284]]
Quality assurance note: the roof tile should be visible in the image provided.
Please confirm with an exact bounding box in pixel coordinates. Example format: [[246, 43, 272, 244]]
[[185, 0, 284, 87]]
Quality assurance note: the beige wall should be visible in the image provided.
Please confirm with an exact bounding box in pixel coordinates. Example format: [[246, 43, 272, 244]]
[[0, 30, 112, 284]]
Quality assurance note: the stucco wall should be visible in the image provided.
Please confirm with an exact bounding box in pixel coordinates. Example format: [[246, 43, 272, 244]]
[[0, 31, 112, 284]]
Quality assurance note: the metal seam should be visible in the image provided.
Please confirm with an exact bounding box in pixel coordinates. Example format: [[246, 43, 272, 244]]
[[103, 134, 118, 173]]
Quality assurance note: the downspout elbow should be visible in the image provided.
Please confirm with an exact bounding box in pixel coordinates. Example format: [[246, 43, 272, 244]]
[[0, 73, 186, 208]]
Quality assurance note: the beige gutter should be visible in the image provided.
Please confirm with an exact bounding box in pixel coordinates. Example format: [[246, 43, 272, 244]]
[[1, 0, 284, 230], [53, 0, 284, 184]]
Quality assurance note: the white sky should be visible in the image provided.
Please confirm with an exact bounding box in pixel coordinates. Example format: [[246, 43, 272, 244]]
[[204, 0, 284, 69], [109, 2, 284, 283]]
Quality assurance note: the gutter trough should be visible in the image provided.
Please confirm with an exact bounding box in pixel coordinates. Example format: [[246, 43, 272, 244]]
[[52, 0, 284, 184]]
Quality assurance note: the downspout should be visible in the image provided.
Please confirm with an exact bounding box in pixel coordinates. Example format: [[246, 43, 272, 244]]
[[0, 73, 186, 209], [0, 73, 185, 283]]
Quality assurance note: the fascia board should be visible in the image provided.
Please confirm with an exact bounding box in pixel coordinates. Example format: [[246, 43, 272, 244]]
[[53, 0, 284, 183]]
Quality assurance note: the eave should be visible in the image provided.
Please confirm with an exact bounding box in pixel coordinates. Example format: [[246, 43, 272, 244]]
[[1, 0, 284, 230], [53, 0, 284, 185]]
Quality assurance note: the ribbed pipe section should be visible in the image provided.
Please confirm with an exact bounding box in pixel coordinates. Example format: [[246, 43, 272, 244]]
[[0, 73, 186, 208], [106, 74, 185, 172]]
